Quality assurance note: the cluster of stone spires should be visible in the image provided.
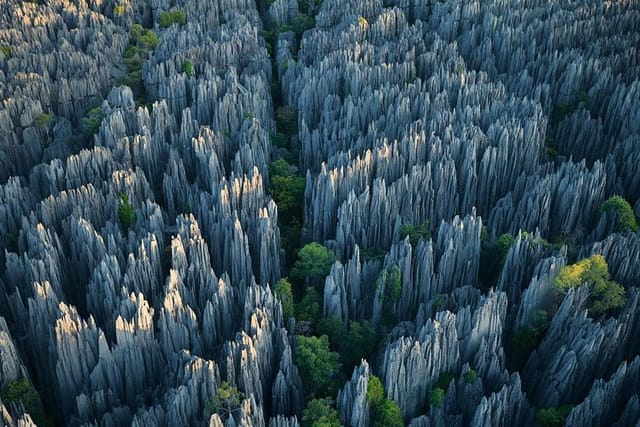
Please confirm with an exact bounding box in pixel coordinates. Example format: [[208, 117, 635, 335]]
[[0, 0, 639, 426]]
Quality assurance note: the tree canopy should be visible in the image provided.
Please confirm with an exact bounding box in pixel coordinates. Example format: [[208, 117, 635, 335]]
[[290, 242, 335, 286], [302, 398, 341, 427], [599, 195, 638, 232], [554, 254, 625, 316], [274, 277, 295, 320], [295, 335, 342, 396]]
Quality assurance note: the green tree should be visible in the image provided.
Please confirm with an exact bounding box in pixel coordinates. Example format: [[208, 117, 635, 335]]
[[207, 381, 244, 419], [399, 220, 431, 246], [317, 318, 380, 371], [290, 242, 335, 287], [366, 375, 403, 427], [366, 375, 384, 406], [159, 10, 186, 28], [510, 310, 550, 371], [479, 232, 515, 289], [302, 398, 341, 427], [537, 405, 573, 427], [274, 277, 295, 320], [599, 195, 638, 232], [0, 378, 52, 426], [435, 372, 455, 392], [182, 60, 194, 77], [0, 45, 11, 58], [275, 106, 298, 137], [376, 265, 402, 325], [269, 159, 305, 224], [34, 113, 51, 128], [82, 106, 103, 136], [295, 335, 342, 396], [554, 255, 625, 317], [464, 369, 478, 383], [118, 192, 136, 231], [373, 399, 403, 427], [429, 387, 445, 409], [296, 287, 322, 324]]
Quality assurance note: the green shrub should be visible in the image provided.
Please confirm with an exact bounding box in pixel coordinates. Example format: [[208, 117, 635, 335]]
[[0, 378, 52, 426], [290, 242, 335, 287], [34, 113, 51, 128], [429, 387, 445, 409], [270, 132, 288, 148], [118, 192, 136, 231], [373, 399, 403, 427], [295, 287, 322, 324], [537, 405, 573, 427], [554, 254, 625, 316], [366, 376, 384, 406], [182, 60, 194, 77], [159, 10, 186, 28], [207, 381, 243, 419], [114, 5, 124, 15], [295, 335, 342, 396], [82, 106, 104, 136], [479, 232, 515, 289], [376, 265, 402, 325], [464, 369, 478, 383], [0, 45, 11, 58], [599, 195, 638, 232], [274, 277, 295, 319], [510, 310, 550, 370], [399, 220, 431, 246], [302, 398, 341, 427], [275, 106, 298, 137], [435, 372, 455, 392]]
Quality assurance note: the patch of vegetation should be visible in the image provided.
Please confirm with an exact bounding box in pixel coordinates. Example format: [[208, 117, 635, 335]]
[[268, 158, 306, 221], [290, 242, 335, 288], [121, 24, 159, 101], [358, 16, 368, 26], [295, 335, 342, 396], [274, 277, 295, 320], [207, 381, 244, 419], [275, 106, 298, 137], [550, 91, 589, 126], [81, 106, 104, 136], [0, 378, 52, 426], [510, 310, 550, 371], [34, 113, 51, 128], [113, 5, 125, 15], [360, 247, 387, 263], [464, 369, 478, 383], [429, 387, 445, 409], [478, 232, 515, 289], [317, 317, 380, 372], [435, 372, 455, 392], [0, 44, 11, 59], [537, 404, 573, 427], [366, 376, 384, 406], [118, 192, 136, 232], [432, 293, 446, 311], [376, 265, 402, 325], [302, 398, 341, 427], [599, 195, 639, 232], [372, 398, 403, 427], [295, 287, 322, 325], [554, 254, 625, 317], [182, 60, 194, 77], [399, 219, 431, 246], [159, 10, 186, 28], [366, 376, 403, 427], [270, 132, 288, 148]]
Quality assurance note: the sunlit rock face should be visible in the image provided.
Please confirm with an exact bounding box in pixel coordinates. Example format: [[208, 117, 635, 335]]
[[0, 0, 639, 425]]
